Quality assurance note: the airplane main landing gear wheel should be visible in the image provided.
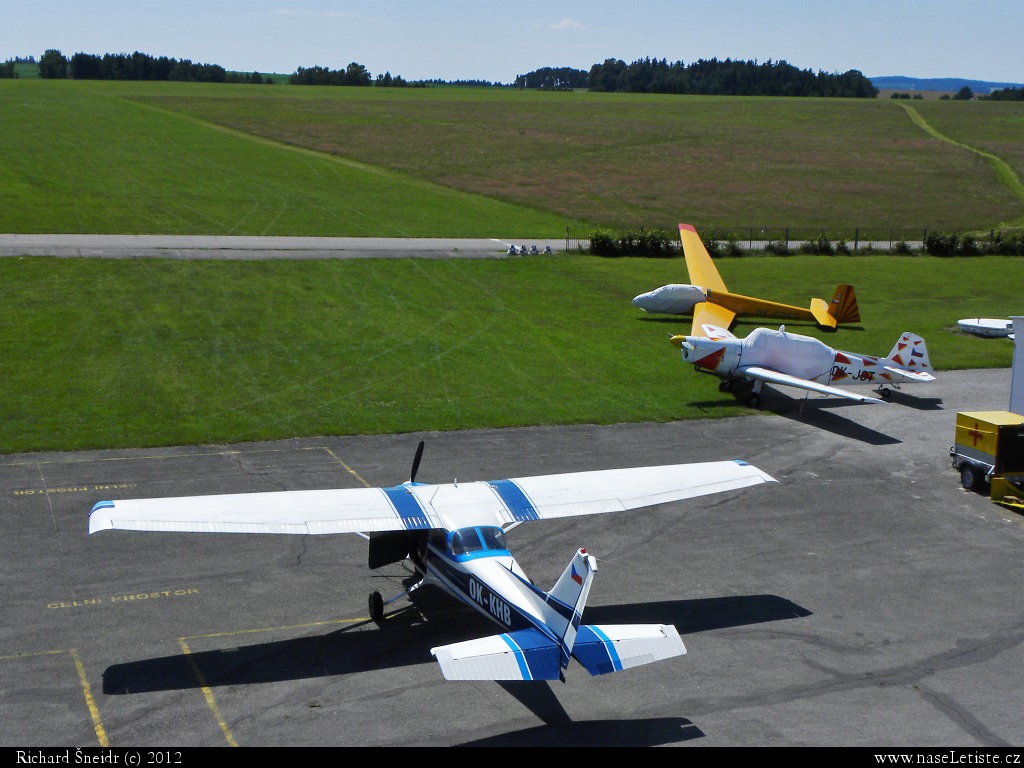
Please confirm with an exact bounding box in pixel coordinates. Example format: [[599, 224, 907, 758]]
[[369, 591, 384, 622], [718, 380, 732, 392], [746, 393, 762, 409], [878, 387, 892, 400]]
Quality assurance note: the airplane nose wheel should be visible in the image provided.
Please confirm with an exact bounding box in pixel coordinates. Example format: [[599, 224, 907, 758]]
[[369, 591, 384, 622]]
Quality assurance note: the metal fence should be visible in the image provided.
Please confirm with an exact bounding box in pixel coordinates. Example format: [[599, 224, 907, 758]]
[[564, 226, 1024, 253]]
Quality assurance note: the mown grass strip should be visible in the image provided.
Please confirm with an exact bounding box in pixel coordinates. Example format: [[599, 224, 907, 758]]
[[0, 253, 1016, 454]]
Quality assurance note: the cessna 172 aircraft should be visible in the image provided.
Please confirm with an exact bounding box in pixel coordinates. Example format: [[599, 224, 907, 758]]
[[632, 224, 860, 335], [89, 442, 775, 682], [672, 324, 935, 408]]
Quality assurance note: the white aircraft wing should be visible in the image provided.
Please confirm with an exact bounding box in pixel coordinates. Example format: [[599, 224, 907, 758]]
[[89, 460, 776, 536], [739, 365, 888, 404], [883, 365, 936, 382], [462, 460, 776, 529], [89, 486, 443, 535]]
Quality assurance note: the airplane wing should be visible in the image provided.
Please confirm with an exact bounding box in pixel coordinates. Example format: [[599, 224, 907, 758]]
[[738, 365, 888, 404], [88, 486, 442, 535], [691, 301, 736, 337], [89, 460, 776, 536], [698, 323, 737, 340], [679, 223, 727, 292], [680, 223, 736, 336]]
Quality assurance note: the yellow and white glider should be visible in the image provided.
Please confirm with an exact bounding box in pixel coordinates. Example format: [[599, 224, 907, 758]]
[[632, 223, 861, 337]]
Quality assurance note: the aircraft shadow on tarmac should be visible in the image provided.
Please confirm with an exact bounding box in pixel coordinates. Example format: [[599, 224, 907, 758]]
[[691, 382, 944, 444], [458, 715, 705, 747], [101, 588, 809, 696]]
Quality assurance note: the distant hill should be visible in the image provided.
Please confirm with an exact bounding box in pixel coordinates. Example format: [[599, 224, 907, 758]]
[[870, 75, 1023, 94]]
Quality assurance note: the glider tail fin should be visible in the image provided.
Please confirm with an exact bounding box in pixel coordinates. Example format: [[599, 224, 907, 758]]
[[810, 284, 860, 329], [887, 331, 933, 373]]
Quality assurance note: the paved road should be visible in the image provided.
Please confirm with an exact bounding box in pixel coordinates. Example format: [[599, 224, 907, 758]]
[[3, 368, 1023, 747], [0, 234, 568, 260]]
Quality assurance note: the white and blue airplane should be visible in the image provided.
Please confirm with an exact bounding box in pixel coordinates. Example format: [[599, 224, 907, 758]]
[[89, 442, 775, 682]]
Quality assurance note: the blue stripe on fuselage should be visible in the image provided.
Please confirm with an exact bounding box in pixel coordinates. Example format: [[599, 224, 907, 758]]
[[381, 486, 431, 529], [424, 548, 553, 638], [490, 479, 540, 521]]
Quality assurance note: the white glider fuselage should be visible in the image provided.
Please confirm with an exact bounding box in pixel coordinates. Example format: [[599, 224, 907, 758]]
[[632, 284, 708, 315]]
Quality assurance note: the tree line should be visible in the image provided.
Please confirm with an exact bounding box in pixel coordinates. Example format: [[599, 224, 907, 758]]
[[3, 49, 932, 99], [31, 49, 267, 83], [988, 86, 1024, 101], [583, 57, 878, 97], [16, 49, 426, 88]]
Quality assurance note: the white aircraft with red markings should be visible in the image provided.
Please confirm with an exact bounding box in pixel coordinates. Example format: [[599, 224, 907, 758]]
[[89, 442, 775, 682], [671, 324, 935, 408]]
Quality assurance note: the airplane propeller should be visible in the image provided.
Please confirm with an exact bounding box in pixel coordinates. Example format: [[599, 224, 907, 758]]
[[409, 440, 425, 484]]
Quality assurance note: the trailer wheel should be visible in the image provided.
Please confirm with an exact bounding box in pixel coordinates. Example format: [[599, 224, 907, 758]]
[[960, 464, 982, 491]]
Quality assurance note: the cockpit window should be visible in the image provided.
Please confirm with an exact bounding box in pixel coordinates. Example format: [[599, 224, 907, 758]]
[[479, 526, 508, 551], [448, 526, 508, 557], [450, 528, 482, 556]]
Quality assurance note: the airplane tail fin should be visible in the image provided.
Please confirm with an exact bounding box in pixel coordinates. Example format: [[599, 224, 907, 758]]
[[886, 332, 934, 374], [429, 548, 687, 681], [547, 547, 597, 665], [810, 284, 860, 329], [428, 548, 597, 681]]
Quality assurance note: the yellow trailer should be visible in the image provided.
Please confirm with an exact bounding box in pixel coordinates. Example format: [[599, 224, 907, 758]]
[[950, 411, 1024, 507]]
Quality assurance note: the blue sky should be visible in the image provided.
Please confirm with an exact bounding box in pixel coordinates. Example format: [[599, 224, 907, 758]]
[[4, 0, 1022, 85]]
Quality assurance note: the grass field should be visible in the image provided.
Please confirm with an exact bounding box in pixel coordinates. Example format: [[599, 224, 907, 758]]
[[1, 79, 1021, 455], [2, 79, 1023, 235], [1, 253, 1017, 454]]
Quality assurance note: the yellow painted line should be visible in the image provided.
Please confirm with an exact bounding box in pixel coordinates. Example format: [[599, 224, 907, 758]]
[[0, 648, 66, 661], [179, 638, 238, 748], [177, 616, 365, 747], [185, 616, 364, 641], [2, 649, 110, 747], [322, 447, 373, 488], [70, 648, 109, 747], [0, 445, 330, 468]]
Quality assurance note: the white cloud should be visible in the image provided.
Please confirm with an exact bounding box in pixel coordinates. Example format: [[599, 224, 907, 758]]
[[548, 18, 585, 31], [272, 8, 358, 19]]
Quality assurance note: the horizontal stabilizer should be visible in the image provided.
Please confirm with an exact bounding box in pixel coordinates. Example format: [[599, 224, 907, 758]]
[[883, 365, 936, 382], [809, 298, 837, 329], [572, 624, 686, 676], [430, 629, 562, 681]]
